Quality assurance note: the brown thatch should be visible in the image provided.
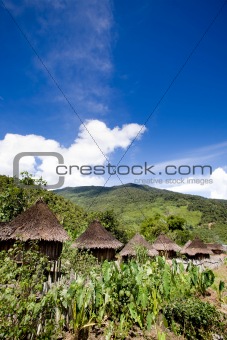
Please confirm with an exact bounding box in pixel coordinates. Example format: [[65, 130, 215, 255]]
[[180, 240, 192, 253], [72, 220, 123, 250], [0, 222, 16, 252], [8, 199, 69, 242], [119, 233, 158, 257], [0, 222, 17, 240], [152, 234, 181, 252], [206, 243, 225, 253], [181, 237, 213, 256]]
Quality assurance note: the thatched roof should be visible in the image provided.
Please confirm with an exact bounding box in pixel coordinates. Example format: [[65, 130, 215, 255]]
[[152, 234, 181, 252], [181, 237, 213, 256], [206, 243, 225, 252], [8, 199, 69, 242], [0, 222, 17, 241], [72, 220, 123, 250], [181, 240, 192, 253], [119, 233, 158, 257]]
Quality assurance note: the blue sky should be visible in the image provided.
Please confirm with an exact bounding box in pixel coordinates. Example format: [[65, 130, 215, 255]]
[[0, 0, 227, 197]]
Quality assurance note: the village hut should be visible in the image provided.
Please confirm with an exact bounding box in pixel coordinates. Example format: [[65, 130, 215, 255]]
[[0, 222, 16, 252], [152, 234, 181, 258], [7, 198, 69, 260], [72, 220, 123, 261], [206, 243, 225, 255], [181, 237, 213, 259], [119, 233, 158, 260]]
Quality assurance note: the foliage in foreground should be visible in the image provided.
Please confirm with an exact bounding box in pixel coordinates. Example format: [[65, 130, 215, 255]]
[[164, 298, 226, 339], [0, 244, 58, 339], [0, 245, 226, 339]]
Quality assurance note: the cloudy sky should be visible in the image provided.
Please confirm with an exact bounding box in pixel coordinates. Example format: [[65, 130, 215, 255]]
[[0, 0, 227, 198]]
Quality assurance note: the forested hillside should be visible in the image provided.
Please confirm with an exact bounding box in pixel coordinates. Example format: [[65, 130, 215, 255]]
[[0, 174, 125, 241], [1, 175, 227, 244], [55, 183, 227, 243]]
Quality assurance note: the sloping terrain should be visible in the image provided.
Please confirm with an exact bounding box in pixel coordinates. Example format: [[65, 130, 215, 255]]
[[55, 183, 227, 242]]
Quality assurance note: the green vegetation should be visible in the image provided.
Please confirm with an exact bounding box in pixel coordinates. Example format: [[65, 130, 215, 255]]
[[1, 174, 227, 244], [0, 244, 57, 339], [0, 174, 227, 339], [0, 175, 126, 241], [0, 244, 226, 339], [0, 174, 88, 239], [55, 183, 227, 243], [164, 298, 226, 339]]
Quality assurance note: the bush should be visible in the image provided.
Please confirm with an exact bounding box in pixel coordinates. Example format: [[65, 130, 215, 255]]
[[163, 298, 226, 339], [0, 243, 58, 339]]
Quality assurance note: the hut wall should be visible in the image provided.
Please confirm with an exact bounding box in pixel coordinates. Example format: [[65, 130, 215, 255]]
[[0, 240, 15, 252], [38, 241, 63, 260], [158, 250, 176, 259], [121, 255, 131, 262], [91, 248, 116, 261], [186, 253, 210, 260], [0, 240, 63, 261]]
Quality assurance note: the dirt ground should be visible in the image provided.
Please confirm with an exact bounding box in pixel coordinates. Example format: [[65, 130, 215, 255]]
[[64, 326, 185, 340]]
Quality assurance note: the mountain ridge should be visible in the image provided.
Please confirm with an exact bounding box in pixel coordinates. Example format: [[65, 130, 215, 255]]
[[55, 183, 227, 243]]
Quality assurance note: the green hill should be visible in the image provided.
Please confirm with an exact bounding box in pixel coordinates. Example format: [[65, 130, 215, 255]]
[[55, 183, 227, 243], [1, 174, 227, 244]]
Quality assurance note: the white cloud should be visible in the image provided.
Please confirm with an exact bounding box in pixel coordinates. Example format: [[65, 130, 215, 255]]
[[159, 167, 227, 199], [209, 168, 227, 199], [0, 119, 146, 187]]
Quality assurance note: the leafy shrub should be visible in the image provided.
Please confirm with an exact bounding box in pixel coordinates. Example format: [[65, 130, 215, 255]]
[[61, 242, 100, 278], [187, 264, 215, 296], [163, 298, 226, 339], [0, 243, 59, 339]]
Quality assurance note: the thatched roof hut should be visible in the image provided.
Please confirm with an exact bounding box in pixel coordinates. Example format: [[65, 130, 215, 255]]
[[119, 233, 158, 260], [206, 243, 225, 254], [6, 199, 69, 260], [181, 237, 213, 259], [72, 220, 123, 261], [152, 234, 181, 258]]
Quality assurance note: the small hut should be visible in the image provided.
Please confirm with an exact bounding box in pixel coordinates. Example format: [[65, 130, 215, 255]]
[[119, 233, 158, 260], [206, 243, 225, 255], [7, 199, 69, 260], [72, 220, 123, 261], [181, 237, 213, 259], [152, 234, 181, 258]]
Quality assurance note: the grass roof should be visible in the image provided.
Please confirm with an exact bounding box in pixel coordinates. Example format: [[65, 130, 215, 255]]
[[8, 198, 69, 242], [206, 243, 225, 252], [0, 222, 17, 240], [72, 220, 123, 250], [152, 234, 181, 252], [119, 233, 158, 257], [181, 237, 213, 256]]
